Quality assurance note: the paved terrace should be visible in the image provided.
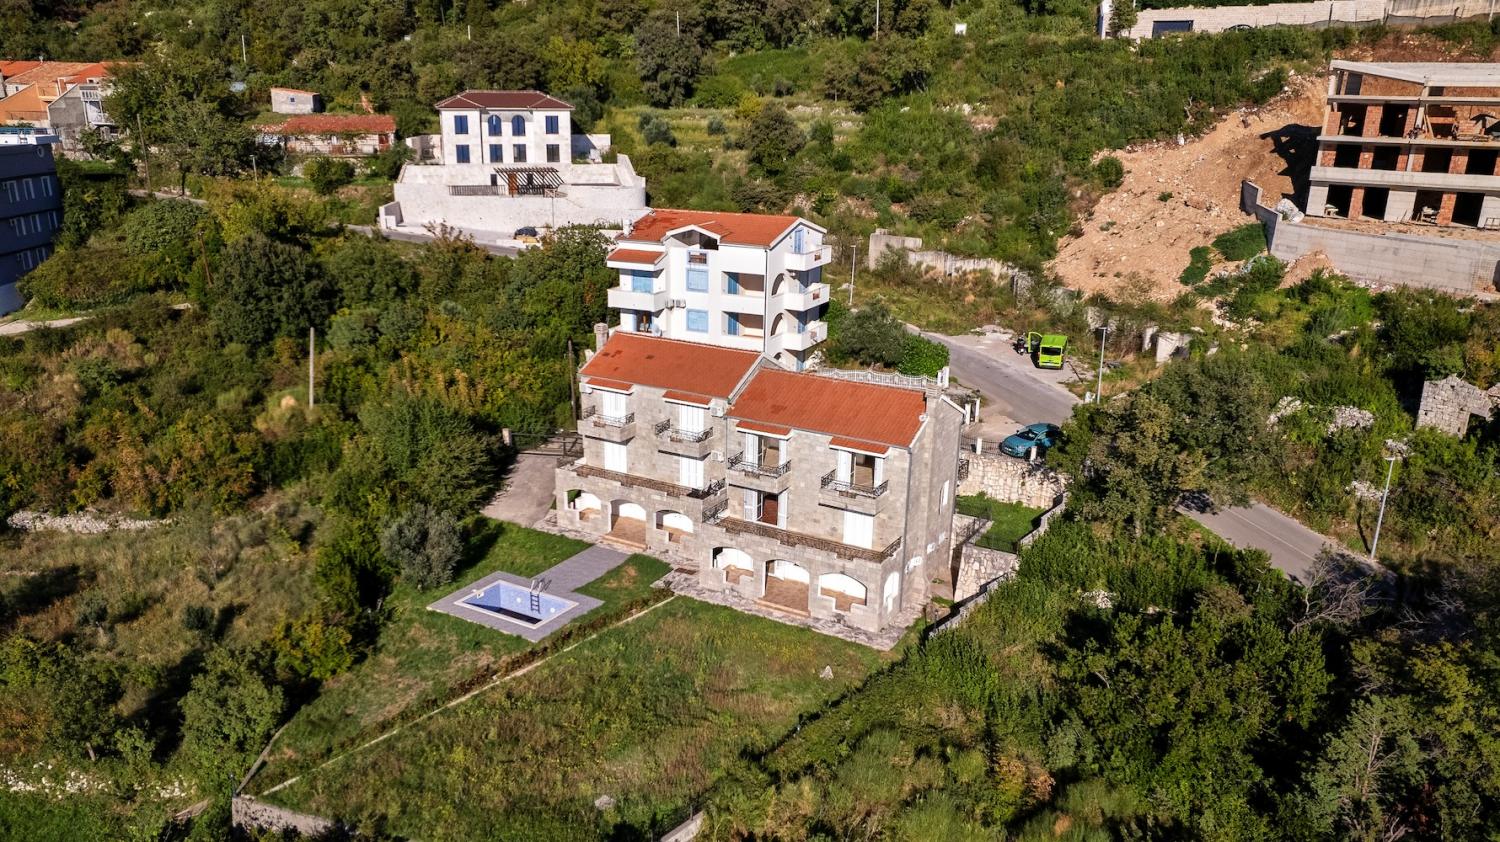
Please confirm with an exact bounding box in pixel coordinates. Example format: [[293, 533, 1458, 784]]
[[427, 544, 629, 642]]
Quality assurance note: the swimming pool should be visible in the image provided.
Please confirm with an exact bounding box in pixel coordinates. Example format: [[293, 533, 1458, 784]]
[[458, 581, 576, 628]]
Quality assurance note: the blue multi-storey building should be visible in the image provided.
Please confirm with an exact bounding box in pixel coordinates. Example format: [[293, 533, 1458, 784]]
[[0, 128, 64, 315]]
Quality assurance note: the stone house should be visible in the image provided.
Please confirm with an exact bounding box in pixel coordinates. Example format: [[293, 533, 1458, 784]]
[[257, 114, 397, 157], [554, 330, 966, 635], [606, 208, 833, 371], [269, 87, 322, 115]]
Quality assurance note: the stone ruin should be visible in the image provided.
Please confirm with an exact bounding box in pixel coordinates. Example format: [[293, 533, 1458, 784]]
[[1416, 375, 1500, 437]]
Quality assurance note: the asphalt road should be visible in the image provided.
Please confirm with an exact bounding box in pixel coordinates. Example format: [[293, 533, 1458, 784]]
[[921, 330, 1082, 426], [1184, 502, 1337, 582]]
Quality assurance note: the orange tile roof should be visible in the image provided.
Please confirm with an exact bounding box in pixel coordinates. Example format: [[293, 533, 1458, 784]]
[[0, 61, 41, 77], [662, 390, 711, 406], [735, 419, 792, 436], [829, 436, 891, 455], [270, 86, 319, 96], [2, 61, 111, 98], [0, 86, 47, 123], [580, 333, 760, 400], [584, 377, 634, 393], [730, 369, 927, 449], [271, 114, 396, 135], [621, 208, 808, 248], [606, 248, 663, 265]]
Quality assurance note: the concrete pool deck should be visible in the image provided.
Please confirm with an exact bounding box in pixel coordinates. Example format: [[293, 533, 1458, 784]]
[[427, 544, 630, 642]]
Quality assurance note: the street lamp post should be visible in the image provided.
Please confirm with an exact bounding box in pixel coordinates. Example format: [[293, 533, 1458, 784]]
[[1369, 454, 1398, 563], [1094, 326, 1108, 404]]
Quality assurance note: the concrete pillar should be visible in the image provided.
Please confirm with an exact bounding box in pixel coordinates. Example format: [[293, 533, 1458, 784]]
[[1385, 190, 1417, 223], [1437, 192, 1458, 226], [1306, 183, 1330, 216]]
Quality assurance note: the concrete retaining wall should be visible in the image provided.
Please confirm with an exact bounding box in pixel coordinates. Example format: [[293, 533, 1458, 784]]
[[1116, 0, 1497, 37], [867, 229, 1022, 281], [1243, 180, 1500, 296]]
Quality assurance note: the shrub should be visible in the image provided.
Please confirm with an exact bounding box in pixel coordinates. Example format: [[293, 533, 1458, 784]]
[[270, 616, 356, 682], [706, 115, 727, 136], [179, 647, 283, 786], [17, 244, 152, 310], [1179, 246, 1213, 286], [898, 334, 950, 377], [120, 199, 209, 256], [366, 144, 412, 181], [380, 505, 464, 590], [1092, 156, 1125, 190], [303, 156, 356, 195], [831, 303, 906, 368], [1212, 223, 1268, 262], [637, 112, 677, 146]]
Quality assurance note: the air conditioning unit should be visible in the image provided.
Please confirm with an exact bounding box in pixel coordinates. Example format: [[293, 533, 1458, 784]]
[[649, 325, 662, 336], [669, 298, 687, 308]]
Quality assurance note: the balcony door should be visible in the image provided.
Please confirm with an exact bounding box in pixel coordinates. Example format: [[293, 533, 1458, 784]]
[[603, 440, 628, 473], [601, 390, 627, 420], [678, 454, 704, 490], [677, 404, 706, 434]]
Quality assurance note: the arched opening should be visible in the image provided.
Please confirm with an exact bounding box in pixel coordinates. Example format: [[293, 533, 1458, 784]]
[[511, 115, 525, 135], [882, 570, 901, 613], [818, 572, 868, 612], [487, 114, 502, 135], [770, 313, 786, 336], [656, 510, 694, 544], [712, 547, 753, 585], [770, 272, 787, 296], [762, 559, 810, 614], [566, 490, 603, 522], [608, 499, 647, 547]]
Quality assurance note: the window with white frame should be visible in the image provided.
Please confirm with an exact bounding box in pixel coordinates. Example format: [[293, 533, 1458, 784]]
[[686, 309, 708, 332], [686, 268, 708, 292]]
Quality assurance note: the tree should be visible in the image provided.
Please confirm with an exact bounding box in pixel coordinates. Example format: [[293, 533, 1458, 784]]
[[740, 103, 805, 174], [320, 235, 419, 309], [830, 303, 906, 368], [1301, 697, 1425, 841], [380, 505, 464, 589], [634, 11, 705, 106], [303, 156, 355, 195], [209, 232, 332, 346], [179, 647, 284, 788], [157, 99, 258, 193]]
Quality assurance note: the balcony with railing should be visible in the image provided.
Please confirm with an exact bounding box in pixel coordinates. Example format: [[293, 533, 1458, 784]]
[[777, 282, 829, 312], [607, 284, 668, 313], [570, 464, 727, 505], [714, 515, 902, 564], [783, 244, 833, 272], [654, 419, 715, 458], [818, 470, 889, 516], [727, 452, 792, 493], [581, 405, 636, 442], [775, 320, 827, 352]]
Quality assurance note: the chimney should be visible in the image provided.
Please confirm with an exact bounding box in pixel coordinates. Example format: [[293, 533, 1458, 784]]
[[593, 322, 609, 351]]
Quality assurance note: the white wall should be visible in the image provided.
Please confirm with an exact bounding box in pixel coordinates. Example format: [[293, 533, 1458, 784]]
[[438, 107, 571, 167]]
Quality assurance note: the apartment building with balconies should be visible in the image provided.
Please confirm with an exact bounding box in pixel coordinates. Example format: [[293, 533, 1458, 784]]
[[554, 330, 965, 635], [0, 131, 63, 314], [605, 208, 833, 371], [1308, 61, 1500, 228]]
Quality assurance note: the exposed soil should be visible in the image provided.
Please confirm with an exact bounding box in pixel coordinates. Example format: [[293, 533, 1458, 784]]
[[1048, 72, 1326, 301], [1048, 34, 1500, 301]]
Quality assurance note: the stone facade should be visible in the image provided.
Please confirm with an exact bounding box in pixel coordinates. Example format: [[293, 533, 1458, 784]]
[[554, 360, 965, 635], [1416, 374, 1499, 435], [956, 450, 1068, 509], [954, 542, 1019, 602]]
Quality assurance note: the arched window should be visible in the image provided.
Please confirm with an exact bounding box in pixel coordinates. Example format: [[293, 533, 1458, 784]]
[[487, 114, 501, 135], [511, 115, 525, 135]]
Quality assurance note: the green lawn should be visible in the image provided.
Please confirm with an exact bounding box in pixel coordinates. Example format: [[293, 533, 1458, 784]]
[[956, 495, 1045, 553], [261, 523, 668, 775], [261, 598, 892, 840]]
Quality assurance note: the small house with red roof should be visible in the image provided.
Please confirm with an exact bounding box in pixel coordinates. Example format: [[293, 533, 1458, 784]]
[[606, 208, 833, 371], [256, 113, 397, 157], [555, 329, 965, 638]]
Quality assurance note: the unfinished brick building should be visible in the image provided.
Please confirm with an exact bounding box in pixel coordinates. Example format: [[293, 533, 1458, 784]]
[[1307, 61, 1500, 228]]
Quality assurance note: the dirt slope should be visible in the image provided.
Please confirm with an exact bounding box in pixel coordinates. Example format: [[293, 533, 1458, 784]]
[[1048, 73, 1326, 300]]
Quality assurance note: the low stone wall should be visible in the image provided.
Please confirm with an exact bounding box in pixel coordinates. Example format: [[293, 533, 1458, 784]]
[[1112, 0, 1496, 38], [958, 451, 1068, 509], [231, 795, 335, 837], [954, 543, 1019, 601], [1243, 180, 1500, 297]]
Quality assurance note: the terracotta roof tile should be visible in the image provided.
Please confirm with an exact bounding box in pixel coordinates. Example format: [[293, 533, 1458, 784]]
[[736, 420, 793, 436], [829, 436, 892, 455], [580, 333, 760, 400], [0, 86, 47, 122], [730, 370, 926, 449], [621, 208, 811, 248], [606, 248, 663, 265], [662, 390, 712, 406], [434, 90, 573, 110], [581, 377, 634, 392], [273, 114, 395, 135]]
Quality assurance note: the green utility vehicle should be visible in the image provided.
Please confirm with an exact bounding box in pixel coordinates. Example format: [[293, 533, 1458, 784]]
[[1023, 332, 1069, 369]]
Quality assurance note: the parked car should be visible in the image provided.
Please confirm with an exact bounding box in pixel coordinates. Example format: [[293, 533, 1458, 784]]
[[514, 226, 540, 243], [1000, 423, 1060, 459]]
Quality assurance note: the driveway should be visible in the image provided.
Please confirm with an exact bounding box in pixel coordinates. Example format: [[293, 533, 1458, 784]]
[[918, 328, 1082, 427], [1184, 501, 1338, 582], [481, 453, 561, 528]]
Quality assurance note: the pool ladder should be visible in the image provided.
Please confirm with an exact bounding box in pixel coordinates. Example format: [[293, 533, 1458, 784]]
[[528, 577, 551, 614]]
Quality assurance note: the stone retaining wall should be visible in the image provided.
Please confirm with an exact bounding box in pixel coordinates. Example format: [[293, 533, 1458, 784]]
[[958, 451, 1068, 509], [954, 543, 1020, 601], [231, 795, 335, 837], [1113, 0, 1497, 38]]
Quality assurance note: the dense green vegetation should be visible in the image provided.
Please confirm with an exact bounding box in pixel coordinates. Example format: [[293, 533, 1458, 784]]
[[956, 494, 1045, 552]]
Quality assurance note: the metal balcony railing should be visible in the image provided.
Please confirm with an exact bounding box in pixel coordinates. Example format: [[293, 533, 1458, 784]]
[[820, 470, 888, 498], [729, 453, 791, 477], [718, 517, 902, 563], [957, 458, 970, 481], [704, 499, 728, 523], [687, 478, 726, 500], [654, 419, 713, 443], [582, 406, 634, 427]]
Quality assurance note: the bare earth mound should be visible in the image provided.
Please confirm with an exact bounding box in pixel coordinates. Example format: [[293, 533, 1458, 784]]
[[1048, 73, 1326, 300]]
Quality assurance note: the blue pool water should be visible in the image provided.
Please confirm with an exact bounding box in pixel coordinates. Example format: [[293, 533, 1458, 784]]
[[459, 581, 574, 627]]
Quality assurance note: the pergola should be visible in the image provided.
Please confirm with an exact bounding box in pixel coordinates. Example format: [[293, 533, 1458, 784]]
[[492, 166, 564, 196]]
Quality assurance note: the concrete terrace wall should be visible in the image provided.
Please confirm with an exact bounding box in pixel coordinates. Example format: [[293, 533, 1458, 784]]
[[1243, 180, 1500, 296], [1115, 0, 1498, 38]]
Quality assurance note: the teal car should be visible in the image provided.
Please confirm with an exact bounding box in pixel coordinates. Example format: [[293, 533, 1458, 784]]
[[1000, 423, 1060, 459]]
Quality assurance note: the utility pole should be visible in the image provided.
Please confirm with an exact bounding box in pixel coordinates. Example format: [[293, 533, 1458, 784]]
[[875, 0, 881, 39], [676, 11, 681, 34], [241, 33, 247, 65], [308, 327, 316, 409], [849, 241, 857, 306], [1095, 325, 1108, 404], [1369, 454, 1398, 563], [566, 339, 577, 417], [136, 113, 150, 190]]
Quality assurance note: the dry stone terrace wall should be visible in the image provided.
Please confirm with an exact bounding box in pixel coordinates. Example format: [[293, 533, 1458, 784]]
[[958, 451, 1068, 509], [1416, 374, 1500, 435]]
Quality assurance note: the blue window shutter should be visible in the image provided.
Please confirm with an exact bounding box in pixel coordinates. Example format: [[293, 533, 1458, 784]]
[[488, 115, 501, 135], [546, 115, 559, 134], [686, 268, 708, 292], [454, 115, 468, 135], [726, 314, 739, 335], [512, 115, 524, 135], [455, 144, 470, 163], [489, 144, 502, 163]]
